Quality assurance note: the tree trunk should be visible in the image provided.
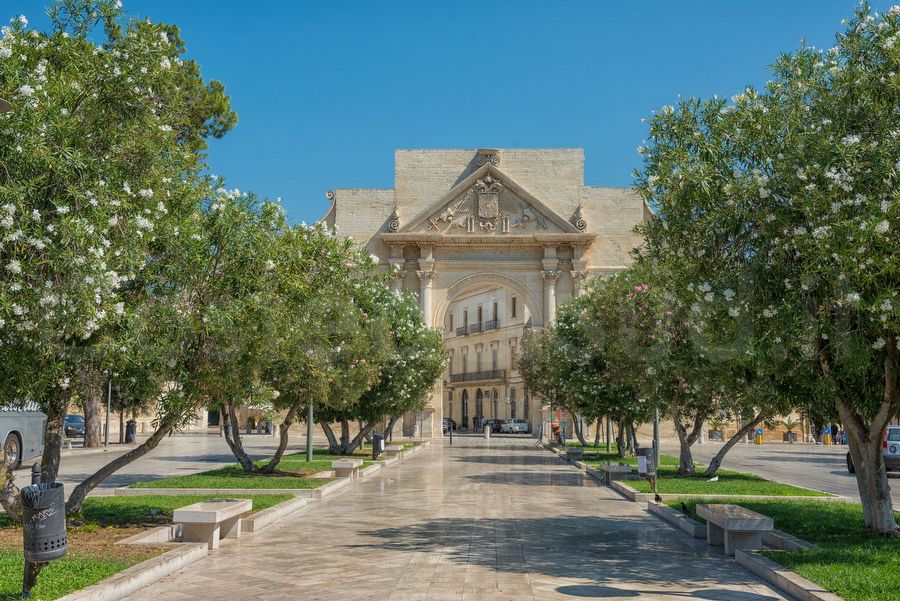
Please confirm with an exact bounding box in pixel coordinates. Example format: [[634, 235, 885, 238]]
[[343, 422, 375, 455], [672, 406, 704, 476], [572, 416, 588, 446], [40, 395, 68, 483], [628, 422, 638, 451], [260, 403, 300, 473], [0, 446, 23, 523], [703, 411, 766, 477], [339, 419, 351, 453], [82, 371, 103, 448], [821, 332, 899, 534], [615, 420, 627, 457], [385, 415, 401, 439], [118, 409, 125, 444], [594, 419, 601, 447], [223, 403, 257, 473], [319, 420, 340, 454], [65, 418, 178, 515]]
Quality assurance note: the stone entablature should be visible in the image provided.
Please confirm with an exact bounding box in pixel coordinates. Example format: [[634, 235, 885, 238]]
[[320, 148, 648, 436]]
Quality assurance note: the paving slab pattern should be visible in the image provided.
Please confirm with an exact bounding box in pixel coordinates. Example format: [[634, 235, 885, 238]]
[[125, 436, 788, 601]]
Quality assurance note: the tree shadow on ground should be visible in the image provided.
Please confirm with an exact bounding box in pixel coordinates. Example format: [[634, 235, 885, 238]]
[[450, 454, 554, 466], [557, 584, 776, 600], [350, 514, 782, 600], [465, 471, 598, 488]]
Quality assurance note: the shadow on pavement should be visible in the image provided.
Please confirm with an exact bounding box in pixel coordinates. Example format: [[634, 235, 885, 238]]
[[556, 584, 777, 600], [352, 514, 777, 596], [465, 471, 598, 488]]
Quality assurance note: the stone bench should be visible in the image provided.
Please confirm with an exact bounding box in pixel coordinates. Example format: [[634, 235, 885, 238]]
[[173, 498, 252, 550], [601, 463, 633, 483], [332, 459, 364, 478], [384, 445, 403, 458], [565, 447, 584, 462], [698, 503, 774, 556]]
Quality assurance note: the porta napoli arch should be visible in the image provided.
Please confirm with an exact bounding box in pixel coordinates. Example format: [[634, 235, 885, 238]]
[[321, 148, 649, 437]]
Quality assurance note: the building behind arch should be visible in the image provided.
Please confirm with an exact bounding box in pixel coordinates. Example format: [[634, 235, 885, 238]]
[[321, 148, 650, 437]]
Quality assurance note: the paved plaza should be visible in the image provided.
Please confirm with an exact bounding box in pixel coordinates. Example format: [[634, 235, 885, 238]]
[[126, 436, 787, 601]]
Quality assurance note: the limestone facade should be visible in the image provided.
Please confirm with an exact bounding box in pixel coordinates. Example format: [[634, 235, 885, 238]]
[[321, 148, 649, 437]]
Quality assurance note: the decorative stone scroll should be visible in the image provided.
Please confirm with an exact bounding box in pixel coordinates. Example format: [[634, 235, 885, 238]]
[[573, 204, 586, 231], [475, 148, 500, 166], [388, 205, 400, 231]]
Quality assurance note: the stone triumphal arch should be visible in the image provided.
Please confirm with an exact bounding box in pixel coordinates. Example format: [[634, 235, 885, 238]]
[[321, 148, 649, 437]]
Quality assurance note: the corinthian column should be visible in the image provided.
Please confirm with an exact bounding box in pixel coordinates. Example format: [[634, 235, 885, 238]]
[[417, 269, 435, 327], [543, 270, 560, 324], [571, 270, 587, 298]]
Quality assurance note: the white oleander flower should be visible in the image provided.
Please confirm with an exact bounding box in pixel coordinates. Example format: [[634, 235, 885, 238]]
[[874, 220, 889, 234], [872, 337, 886, 350]]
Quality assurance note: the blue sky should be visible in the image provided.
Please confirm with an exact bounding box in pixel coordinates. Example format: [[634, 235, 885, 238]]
[[7, 1, 894, 223]]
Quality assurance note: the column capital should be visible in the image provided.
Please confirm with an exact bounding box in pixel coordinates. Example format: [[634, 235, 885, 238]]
[[416, 269, 435, 285], [570, 270, 588, 282], [542, 270, 560, 282]]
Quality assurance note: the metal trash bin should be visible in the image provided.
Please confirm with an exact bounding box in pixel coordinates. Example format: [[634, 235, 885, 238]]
[[125, 419, 137, 443], [21, 482, 68, 563], [635, 447, 657, 476], [372, 433, 385, 459]]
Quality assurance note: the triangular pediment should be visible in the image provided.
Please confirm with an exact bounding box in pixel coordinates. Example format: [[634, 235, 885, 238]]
[[399, 164, 580, 235]]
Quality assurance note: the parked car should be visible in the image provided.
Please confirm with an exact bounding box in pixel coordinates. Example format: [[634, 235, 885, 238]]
[[846, 426, 900, 473], [442, 417, 457, 433], [500, 418, 529, 434], [64, 414, 86, 438], [487, 419, 504, 433], [1, 408, 47, 470]]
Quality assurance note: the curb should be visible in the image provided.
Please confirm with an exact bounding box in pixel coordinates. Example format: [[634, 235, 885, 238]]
[[646, 501, 706, 538], [57, 543, 208, 601], [736, 549, 844, 601]]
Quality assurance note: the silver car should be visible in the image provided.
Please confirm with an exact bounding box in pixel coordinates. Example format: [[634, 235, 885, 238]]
[[2, 409, 47, 469], [500, 419, 529, 434], [846, 426, 900, 473]]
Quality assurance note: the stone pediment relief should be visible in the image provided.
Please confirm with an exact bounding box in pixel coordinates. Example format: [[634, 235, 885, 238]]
[[401, 167, 579, 235]]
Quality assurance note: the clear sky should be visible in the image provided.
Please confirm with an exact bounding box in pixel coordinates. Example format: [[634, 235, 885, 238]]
[[7, 1, 895, 223]]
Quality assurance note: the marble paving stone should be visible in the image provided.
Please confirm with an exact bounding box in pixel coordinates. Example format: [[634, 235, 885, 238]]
[[124, 435, 789, 600]]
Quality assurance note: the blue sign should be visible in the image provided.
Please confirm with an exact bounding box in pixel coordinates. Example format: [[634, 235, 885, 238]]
[[756, 428, 763, 436], [824, 427, 831, 435]]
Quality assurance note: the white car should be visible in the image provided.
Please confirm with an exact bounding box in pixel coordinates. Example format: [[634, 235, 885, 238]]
[[500, 419, 529, 434]]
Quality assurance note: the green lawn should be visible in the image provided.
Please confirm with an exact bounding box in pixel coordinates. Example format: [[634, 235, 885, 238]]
[[130, 464, 330, 489], [579, 451, 828, 497], [668, 498, 900, 601], [0, 494, 292, 600]]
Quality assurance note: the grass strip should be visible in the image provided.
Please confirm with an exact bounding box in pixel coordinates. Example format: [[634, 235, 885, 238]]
[[579, 451, 829, 497], [666, 498, 900, 601]]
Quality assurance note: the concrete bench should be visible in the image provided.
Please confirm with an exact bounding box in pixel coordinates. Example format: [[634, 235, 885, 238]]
[[601, 463, 633, 483], [173, 498, 252, 550], [332, 459, 364, 478], [698, 503, 774, 556], [566, 447, 584, 462], [383, 445, 403, 458]]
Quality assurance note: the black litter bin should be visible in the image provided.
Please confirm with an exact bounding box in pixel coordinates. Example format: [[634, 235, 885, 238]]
[[125, 419, 137, 443], [21, 482, 68, 563], [372, 433, 385, 459]]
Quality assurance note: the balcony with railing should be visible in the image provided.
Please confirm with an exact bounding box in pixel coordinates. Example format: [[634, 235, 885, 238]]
[[452, 320, 501, 337], [449, 369, 507, 383]]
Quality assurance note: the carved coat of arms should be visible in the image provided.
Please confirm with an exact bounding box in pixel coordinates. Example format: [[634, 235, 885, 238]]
[[475, 176, 502, 220]]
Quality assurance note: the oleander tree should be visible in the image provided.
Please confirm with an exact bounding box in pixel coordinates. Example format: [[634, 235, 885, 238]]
[[636, 4, 899, 532], [359, 289, 445, 440], [0, 0, 236, 485]]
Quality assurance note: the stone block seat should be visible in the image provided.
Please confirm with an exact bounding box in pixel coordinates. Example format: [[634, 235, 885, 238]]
[[384, 445, 404, 458], [566, 447, 584, 462], [173, 498, 252, 550], [332, 459, 364, 479], [697, 503, 774, 556], [602, 463, 633, 483]]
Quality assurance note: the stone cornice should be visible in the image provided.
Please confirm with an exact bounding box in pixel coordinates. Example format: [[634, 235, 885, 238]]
[[381, 232, 596, 248]]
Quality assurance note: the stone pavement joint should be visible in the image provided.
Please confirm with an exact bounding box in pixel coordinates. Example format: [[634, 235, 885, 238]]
[[124, 436, 789, 601]]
